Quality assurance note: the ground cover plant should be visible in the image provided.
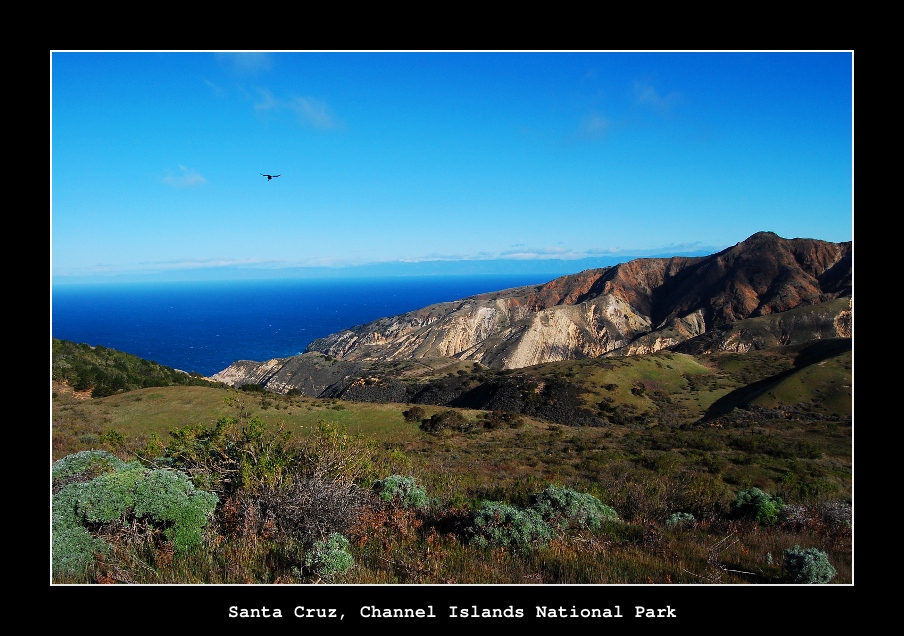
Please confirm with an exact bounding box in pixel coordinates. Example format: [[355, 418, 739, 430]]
[[51, 343, 852, 584]]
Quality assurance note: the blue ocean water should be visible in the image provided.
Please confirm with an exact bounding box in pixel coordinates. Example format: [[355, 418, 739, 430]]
[[51, 275, 552, 377]]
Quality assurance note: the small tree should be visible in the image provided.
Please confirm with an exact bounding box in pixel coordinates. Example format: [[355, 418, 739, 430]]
[[783, 545, 837, 584]]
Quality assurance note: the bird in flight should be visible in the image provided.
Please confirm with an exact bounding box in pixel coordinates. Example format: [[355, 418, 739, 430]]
[[261, 173, 281, 181]]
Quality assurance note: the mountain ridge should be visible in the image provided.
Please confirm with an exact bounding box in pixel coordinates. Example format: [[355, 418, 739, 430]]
[[278, 232, 850, 370]]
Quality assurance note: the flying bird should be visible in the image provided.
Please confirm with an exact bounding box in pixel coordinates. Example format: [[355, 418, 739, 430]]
[[261, 173, 281, 181]]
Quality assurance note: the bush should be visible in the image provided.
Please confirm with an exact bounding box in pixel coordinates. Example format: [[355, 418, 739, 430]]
[[402, 406, 426, 422], [420, 409, 472, 433], [230, 474, 369, 546], [52, 484, 112, 578], [482, 411, 525, 430], [783, 545, 837, 584], [529, 486, 618, 532], [52, 449, 132, 491], [51, 452, 219, 578], [133, 469, 220, 552], [731, 487, 784, 525], [304, 533, 354, 578], [373, 475, 429, 508], [468, 501, 554, 551], [161, 415, 297, 494], [665, 511, 696, 528]]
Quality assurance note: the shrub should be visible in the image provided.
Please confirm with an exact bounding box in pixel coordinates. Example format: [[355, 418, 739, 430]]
[[482, 411, 525, 430], [162, 415, 297, 494], [820, 500, 852, 532], [529, 486, 618, 532], [297, 420, 376, 483], [420, 409, 472, 433], [52, 450, 138, 577], [665, 512, 696, 528], [402, 406, 426, 422], [731, 487, 784, 525], [373, 475, 429, 509], [52, 483, 112, 578], [52, 449, 131, 490], [77, 467, 145, 523], [133, 469, 220, 552], [783, 545, 837, 584], [304, 533, 354, 578], [51, 452, 219, 578], [230, 474, 369, 546], [468, 501, 554, 551]]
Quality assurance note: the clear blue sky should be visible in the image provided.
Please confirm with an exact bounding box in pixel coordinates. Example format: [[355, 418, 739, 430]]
[[51, 51, 853, 282]]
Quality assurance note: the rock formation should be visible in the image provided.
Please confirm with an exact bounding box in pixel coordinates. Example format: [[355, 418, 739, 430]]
[[300, 232, 851, 370]]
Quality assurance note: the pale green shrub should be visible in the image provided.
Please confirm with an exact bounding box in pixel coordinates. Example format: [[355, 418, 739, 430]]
[[373, 474, 428, 508], [304, 533, 354, 578], [51, 451, 219, 578], [529, 486, 618, 532], [665, 511, 696, 527], [468, 501, 554, 551], [783, 545, 837, 584]]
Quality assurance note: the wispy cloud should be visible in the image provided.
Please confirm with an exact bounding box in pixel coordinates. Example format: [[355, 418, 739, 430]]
[[202, 77, 224, 96], [290, 96, 337, 129], [634, 81, 683, 115], [255, 89, 342, 130], [577, 112, 609, 139], [216, 52, 272, 75], [162, 165, 207, 189]]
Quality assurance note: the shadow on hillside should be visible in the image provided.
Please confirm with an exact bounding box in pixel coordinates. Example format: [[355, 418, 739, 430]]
[[700, 338, 852, 422]]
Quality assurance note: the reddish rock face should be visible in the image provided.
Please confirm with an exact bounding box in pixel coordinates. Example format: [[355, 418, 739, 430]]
[[298, 232, 852, 370]]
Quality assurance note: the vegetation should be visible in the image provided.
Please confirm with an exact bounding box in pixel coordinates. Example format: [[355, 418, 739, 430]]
[[529, 485, 618, 531], [732, 487, 785, 525], [303, 533, 355, 578], [467, 501, 555, 552], [52, 339, 220, 398], [52, 450, 218, 578], [783, 544, 837, 583], [373, 475, 429, 508], [50, 342, 852, 584]]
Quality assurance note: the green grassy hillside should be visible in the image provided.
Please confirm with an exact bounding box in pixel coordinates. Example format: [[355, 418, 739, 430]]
[[51, 338, 852, 584]]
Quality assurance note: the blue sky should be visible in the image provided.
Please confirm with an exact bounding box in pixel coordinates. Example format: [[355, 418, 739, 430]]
[[51, 51, 853, 282]]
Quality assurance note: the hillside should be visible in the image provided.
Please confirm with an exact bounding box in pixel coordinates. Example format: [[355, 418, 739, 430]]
[[211, 232, 851, 410], [51, 309, 853, 585], [293, 232, 850, 369], [52, 339, 222, 398]]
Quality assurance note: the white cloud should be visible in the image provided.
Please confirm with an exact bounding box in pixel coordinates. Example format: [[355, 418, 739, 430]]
[[162, 165, 207, 189]]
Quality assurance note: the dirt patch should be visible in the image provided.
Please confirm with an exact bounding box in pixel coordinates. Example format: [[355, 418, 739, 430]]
[[52, 380, 92, 401]]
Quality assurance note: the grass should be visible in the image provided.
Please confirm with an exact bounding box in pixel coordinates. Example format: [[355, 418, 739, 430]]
[[52, 372, 852, 585]]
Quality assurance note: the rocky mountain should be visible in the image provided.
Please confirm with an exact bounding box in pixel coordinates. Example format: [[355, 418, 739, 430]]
[[209, 232, 851, 401], [299, 231, 851, 367]]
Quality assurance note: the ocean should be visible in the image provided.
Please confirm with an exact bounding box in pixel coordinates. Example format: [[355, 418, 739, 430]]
[[50, 275, 553, 377]]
